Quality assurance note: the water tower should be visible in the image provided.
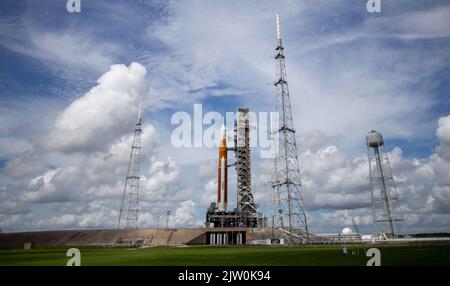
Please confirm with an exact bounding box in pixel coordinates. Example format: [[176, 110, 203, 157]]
[[366, 130, 402, 238]]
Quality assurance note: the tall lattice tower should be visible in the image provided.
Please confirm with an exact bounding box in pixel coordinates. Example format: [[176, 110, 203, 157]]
[[118, 102, 143, 229], [235, 108, 256, 214], [366, 130, 403, 238], [271, 13, 309, 241]]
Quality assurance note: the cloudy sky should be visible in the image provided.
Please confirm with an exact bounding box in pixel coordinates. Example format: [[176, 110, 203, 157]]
[[0, 0, 449, 234]]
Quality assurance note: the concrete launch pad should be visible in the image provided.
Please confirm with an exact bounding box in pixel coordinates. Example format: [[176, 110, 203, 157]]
[[0, 228, 275, 248]]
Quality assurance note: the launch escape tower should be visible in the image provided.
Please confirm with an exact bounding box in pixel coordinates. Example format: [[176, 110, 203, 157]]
[[271, 13, 309, 241], [118, 102, 143, 229], [206, 108, 266, 228], [366, 130, 403, 238]]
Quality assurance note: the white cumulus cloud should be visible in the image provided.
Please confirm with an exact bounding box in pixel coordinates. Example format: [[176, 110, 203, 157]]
[[45, 62, 149, 153]]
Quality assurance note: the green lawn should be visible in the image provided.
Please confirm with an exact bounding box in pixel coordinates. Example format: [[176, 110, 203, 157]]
[[0, 244, 449, 266]]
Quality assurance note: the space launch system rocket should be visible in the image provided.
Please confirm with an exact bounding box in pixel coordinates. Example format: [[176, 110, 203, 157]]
[[217, 125, 228, 211]]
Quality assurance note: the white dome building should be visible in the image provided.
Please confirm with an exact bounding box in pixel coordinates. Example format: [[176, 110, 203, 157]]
[[341, 227, 353, 235]]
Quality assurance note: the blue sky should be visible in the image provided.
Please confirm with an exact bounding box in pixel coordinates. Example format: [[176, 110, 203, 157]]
[[0, 0, 450, 233]]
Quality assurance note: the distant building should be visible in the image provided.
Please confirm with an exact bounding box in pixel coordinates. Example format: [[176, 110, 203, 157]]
[[315, 227, 362, 242]]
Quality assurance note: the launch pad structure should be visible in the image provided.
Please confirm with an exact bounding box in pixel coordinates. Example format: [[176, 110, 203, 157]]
[[108, 13, 407, 245], [205, 108, 267, 228]]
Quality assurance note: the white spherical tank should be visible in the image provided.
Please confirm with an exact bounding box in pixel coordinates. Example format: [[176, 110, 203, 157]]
[[366, 130, 384, 148], [342, 227, 353, 235]]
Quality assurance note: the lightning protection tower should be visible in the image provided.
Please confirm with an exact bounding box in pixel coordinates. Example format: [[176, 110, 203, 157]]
[[271, 13, 309, 241], [366, 130, 403, 238], [118, 102, 143, 229]]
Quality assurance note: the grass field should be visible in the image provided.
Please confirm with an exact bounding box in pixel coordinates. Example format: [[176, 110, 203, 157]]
[[1, 244, 449, 266]]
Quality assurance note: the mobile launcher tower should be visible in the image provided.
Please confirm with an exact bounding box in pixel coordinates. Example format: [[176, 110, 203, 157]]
[[206, 108, 267, 228], [366, 130, 403, 238]]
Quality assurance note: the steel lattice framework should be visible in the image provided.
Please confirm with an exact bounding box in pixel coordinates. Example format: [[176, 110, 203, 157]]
[[235, 108, 257, 214], [271, 13, 309, 241], [367, 130, 403, 238], [118, 103, 142, 229]]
